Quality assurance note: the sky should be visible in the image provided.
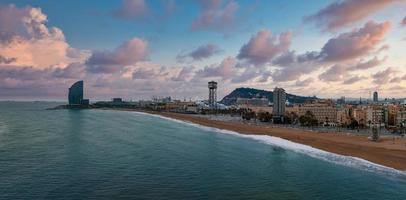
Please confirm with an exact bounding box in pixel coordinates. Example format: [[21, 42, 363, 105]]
[[0, 0, 405, 101]]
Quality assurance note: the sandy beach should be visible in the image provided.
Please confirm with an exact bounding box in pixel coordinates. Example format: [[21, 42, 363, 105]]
[[105, 109, 406, 171]]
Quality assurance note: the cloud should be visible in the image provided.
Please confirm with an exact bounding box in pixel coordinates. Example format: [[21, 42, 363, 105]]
[[347, 56, 384, 70], [320, 21, 391, 62], [86, 38, 148, 73], [0, 62, 85, 81], [195, 56, 237, 80], [372, 67, 397, 84], [132, 67, 156, 79], [319, 56, 385, 82], [318, 64, 347, 82], [272, 51, 296, 66], [191, 0, 239, 33], [52, 63, 86, 79], [230, 68, 260, 83], [194, 57, 268, 83], [0, 4, 88, 69], [295, 78, 314, 87], [237, 29, 292, 66], [305, 0, 398, 31], [0, 55, 16, 64], [343, 75, 367, 85], [271, 21, 391, 82], [271, 50, 322, 82], [177, 43, 221, 62], [0, 66, 49, 81], [0, 4, 51, 41], [113, 0, 149, 19], [270, 21, 390, 83], [402, 16, 406, 26], [171, 66, 195, 81], [390, 74, 406, 83]]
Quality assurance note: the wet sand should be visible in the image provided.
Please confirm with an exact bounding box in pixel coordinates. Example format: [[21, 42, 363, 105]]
[[105, 109, 406, 171]]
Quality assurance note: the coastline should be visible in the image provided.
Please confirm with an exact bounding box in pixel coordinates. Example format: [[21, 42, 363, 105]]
[[99, 108, 406, 171]]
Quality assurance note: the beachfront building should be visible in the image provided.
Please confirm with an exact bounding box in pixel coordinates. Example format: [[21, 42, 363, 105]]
[[285, 105, 299, 115], [352, 107, 367, 126], [272, 87, 286, 123], [242, 106, 273, 114], [366, 106, 385, 127], [68, 80, 84, 105], [396, 110, 406, 126], [165, 100, 198, 113], [236, 97, 269, 107], [337, 109, 351, 125], [385, 104, 399, 127], [298, 100, 337, 126]]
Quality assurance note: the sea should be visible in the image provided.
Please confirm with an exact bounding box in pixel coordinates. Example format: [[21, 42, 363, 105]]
[[0, 101, 405, 200]]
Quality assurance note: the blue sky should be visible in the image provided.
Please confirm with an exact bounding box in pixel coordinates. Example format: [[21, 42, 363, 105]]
[[0, 0, 405, 100]]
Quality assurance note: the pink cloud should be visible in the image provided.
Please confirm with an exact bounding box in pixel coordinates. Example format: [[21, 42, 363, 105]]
[[0, 4, 88, 69], [132, 67, 157, 79], [237, 29, 292, 66], [402, 16, 406, 26], [114, 0, 149, 19], [177, 43, 221, 62], [86, 38, 148, 73], [195, 56, 237, 79], [318, 64, 347, 82], [347, 56, 384, 70], [171, 67, 195, 81], [191, 0, 239, 33], [271, 21, 390, 83], [320, 21, 391, 62], [343, 75, 367, 85], [295, 78, 314, 87], [305, 0, 399, 31], [372, 67, 397, 84]]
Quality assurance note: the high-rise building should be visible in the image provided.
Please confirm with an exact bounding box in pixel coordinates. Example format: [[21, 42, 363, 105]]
[[373, 91, 378, 102], [273, 87, 286, 120], [208, 81, 217, 109], [337, 96, 346, 104], [68, 80, 83, 105]]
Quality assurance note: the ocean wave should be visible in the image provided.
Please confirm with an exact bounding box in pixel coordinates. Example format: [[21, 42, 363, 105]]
[[0, 121, 7, 134], [129, 111, 406, 178]]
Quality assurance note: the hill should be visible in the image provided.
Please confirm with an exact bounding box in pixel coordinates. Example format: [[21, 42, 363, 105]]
[[220, 87, 317, 105]]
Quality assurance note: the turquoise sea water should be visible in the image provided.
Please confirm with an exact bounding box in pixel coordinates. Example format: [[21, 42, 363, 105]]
[[0, 102, 405, 200]]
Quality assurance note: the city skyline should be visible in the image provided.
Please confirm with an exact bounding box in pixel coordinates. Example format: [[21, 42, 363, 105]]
[[1, 0, 406, 101]]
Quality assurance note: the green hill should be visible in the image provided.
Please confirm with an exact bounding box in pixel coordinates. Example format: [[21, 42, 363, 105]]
[[220, 87, 317, 105]]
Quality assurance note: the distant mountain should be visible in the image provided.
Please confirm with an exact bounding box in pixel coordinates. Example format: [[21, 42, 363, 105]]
[[220, 87, 317, 105]]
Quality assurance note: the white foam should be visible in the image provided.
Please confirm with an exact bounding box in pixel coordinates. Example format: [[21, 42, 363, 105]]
[[115, 110, 406, 178]]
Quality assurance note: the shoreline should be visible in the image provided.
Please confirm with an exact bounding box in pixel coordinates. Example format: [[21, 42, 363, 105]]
[[98, 108, 406, 171]]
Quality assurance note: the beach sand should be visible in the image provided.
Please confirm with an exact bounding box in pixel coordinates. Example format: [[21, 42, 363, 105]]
[[105, 109, 406, 171]]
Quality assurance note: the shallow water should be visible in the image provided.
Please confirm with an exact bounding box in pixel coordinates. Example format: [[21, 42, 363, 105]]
[[0, 102, 405, 199]]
